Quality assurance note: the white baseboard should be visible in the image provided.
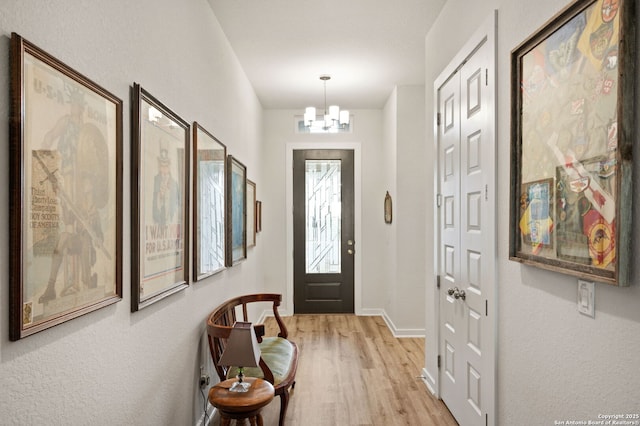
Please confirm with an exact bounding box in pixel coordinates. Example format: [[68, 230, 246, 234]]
[[259, 308, 425, 338], [357, 308, 384, 316], [256, 308, 292, 325], [195, 402, 215, 426], [380, 310, 425, 338], [421, 367, 437, 396]]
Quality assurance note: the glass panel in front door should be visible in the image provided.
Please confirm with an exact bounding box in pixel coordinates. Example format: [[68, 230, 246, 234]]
[[305, 159, 341, 274]]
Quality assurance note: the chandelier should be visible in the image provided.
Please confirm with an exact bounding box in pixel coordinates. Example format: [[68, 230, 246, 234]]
[[304, 75, 350, 131]]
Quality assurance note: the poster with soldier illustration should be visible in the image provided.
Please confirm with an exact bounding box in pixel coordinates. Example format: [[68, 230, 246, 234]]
[[132, 84, 189, 311], [10, 34, 122, 340]]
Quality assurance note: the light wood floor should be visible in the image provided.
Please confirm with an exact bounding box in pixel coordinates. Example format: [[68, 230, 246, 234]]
[[209, 314, 458, 426]]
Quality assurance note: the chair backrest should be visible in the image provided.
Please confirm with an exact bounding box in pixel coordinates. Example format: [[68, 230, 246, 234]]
[[206, 293, 284, 382]]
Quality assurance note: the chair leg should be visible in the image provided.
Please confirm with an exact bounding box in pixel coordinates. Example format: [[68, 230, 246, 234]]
[[278, 388, 290, 426]]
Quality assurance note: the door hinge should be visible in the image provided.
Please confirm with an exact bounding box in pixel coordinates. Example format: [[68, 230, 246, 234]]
[[437, 355, 441, 369], [485, 184, 488, 201], [436, 193, 442, 208], [486, 299, 488, 316], [485, 69, 488, 86], [436, 275, 441, 289], [437, 112, 441, 126]]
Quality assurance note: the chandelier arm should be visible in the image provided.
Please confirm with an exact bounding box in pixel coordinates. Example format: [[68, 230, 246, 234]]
[[323, 79, 327, 115], [304, 74, 349, 131]]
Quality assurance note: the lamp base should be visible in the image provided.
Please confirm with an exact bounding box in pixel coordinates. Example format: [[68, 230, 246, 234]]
[[228, 380, 251, 393]]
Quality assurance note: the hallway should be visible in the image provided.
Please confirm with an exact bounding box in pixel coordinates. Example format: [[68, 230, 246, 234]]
[[210, 315, 457, 426]]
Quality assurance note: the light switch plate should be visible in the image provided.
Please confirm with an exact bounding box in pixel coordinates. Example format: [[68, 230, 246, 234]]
[[577, 279, 595, 318]]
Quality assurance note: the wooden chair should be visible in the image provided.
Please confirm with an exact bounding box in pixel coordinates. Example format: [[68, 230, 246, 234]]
[[206, 293, 298, 426]]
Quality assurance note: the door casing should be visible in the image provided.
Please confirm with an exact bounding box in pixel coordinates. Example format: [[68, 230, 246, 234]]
[[431, 11, 498, 426], [285, 142, 362, 316]]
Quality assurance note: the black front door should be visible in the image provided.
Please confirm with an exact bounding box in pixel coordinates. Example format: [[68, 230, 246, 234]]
[[293, 149, 355, 313]]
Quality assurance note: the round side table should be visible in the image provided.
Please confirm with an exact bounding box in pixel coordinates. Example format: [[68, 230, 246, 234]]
[[208, 377, 275, 426]]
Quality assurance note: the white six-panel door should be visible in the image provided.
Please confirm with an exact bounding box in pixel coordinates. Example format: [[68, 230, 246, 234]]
[[436, 13, 496, 426]]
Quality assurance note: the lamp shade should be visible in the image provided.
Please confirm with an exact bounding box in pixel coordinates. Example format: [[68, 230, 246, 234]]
[[304, 107, 316, 125], [218, 322, 261, 368], [329, 105, 340, 121], [339, 110, 350, 125]]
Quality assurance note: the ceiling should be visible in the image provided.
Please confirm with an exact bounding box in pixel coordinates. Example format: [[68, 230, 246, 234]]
[[207, 0, 446, 110]]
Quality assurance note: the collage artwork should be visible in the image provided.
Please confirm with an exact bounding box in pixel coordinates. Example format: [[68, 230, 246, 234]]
[[518, 0, 620, 271]]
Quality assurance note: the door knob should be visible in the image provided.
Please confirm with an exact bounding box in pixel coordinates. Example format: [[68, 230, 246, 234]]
[[454, 289, 466, 300], [446, 287, 466, 301]]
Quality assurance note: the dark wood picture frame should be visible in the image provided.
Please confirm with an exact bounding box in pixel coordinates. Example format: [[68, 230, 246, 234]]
[[247, 179, 256, 248], [9, 33, 123, 339], [193, 122, 227, 281], [132, 83, 190, 310], [226, 155, 247, 266], [256, 200, 262, 233], [509, 0, 635, 286]]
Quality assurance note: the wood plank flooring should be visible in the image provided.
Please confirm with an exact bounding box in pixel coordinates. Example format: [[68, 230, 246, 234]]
[[209, 314, 458, 426]]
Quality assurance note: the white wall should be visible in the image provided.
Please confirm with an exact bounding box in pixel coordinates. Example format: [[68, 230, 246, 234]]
[[424, 0, 640, 423], [382, 88, 399, 326], [0, 1, 265, 424], [396, 86, 427, 333], [261, 109, 389, 315], [261, 101, 427, 333], [382, 86, 427, 334]]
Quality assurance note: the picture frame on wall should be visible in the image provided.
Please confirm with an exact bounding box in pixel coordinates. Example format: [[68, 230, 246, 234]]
[[247, 179, 256, 248], [256, 200, 262, 233], [384, 191, 393, 224], [9, 33, 123, 340], [132, 83, 190, 311], [193, 122, 226, 281], [509, 0, 634, 286], [226, 155, 247, 266]]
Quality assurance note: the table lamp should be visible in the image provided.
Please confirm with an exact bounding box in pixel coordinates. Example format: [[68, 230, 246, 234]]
[[218, 321, 261, 392]]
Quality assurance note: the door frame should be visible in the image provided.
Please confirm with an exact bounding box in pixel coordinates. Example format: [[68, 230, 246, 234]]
[[285, 142, 362, 316], [431, 10, 497, 424]]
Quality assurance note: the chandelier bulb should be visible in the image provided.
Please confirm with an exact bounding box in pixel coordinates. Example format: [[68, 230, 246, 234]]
[[303, 75, 349, 131]]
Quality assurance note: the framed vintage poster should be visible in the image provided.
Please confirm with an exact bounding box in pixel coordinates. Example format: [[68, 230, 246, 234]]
[[193, 122, 226, 281], [9, 33, 123, 340], [226, 155, 247, 266], [132, 84, 190, 310], [509, 0, 634, 286], [247, 179, 256, 248], [256, 200, 262, 233]]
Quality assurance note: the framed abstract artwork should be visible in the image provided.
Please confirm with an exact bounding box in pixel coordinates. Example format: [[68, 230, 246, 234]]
[[132, 83, 190, 310], [509, 0, 634, 286], [9, 33, 123, 339], [226, 155, 247, 266], [193, 122, 226, 281]]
